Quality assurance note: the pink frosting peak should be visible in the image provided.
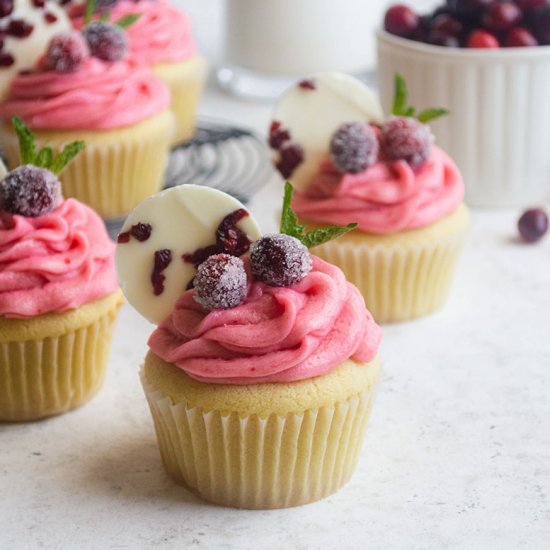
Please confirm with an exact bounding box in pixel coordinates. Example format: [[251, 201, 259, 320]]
[[292, 146, 464, 235], [148, 256, 381, 385], [0, 58, 170, 130], [72, 0, 197, 65], [0, 199, 119, 318]]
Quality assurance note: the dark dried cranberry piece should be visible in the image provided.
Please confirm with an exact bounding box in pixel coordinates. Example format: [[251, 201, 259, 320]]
[[33, 0, 46, 7], [298, 79, 316, 90], [251, 234, 312, 287], [193, 254, 247, 310], [330, 122, 379, 174], [151, 249, 172, 296], [7, 19, 34, 38], [380, 117, 434, 167], [130, 222, 152, 241], [0, 0, 13, 18], [44, 12, 58, 24], [117, 231, 130, 243], [268, 120, 291, 150], [275, 142, 304, 179], [0, 165, 61, 217], [83, 22, 127, 62], [0, 51, 14, 67]]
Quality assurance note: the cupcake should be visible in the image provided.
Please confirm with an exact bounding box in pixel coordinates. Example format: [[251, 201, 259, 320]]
[[269, 72, 469, 323], [70, 0, 206, 145], [116, 183, 381, 509], [0, 17, 173, 220], [0, 118, 123, 421]]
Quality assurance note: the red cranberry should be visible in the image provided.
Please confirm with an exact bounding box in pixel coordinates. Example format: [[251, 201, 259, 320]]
[[0, 0, 13, 18], [6, 19, 34, 38], [515, 0, 548, 13], [504, 27, 538, 46], [446, 0, 495, 19], [43, 32, 89, 73], [330, 122, 379, 174], [380, 117, 433, 167], [83, 22, 127, 62], [431, 13, 464, 37], [0, 51, 14, 66], [466, 29, 500, 47], [531, 5, 550, 44], [518, 208, 548, 243], [384, 4, 420, 38], [482, 2, 522, 32], [428, 30, 461, 47]]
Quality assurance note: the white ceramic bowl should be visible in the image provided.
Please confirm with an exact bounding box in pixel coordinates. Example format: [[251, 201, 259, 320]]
[[377, 30, 550, 207]]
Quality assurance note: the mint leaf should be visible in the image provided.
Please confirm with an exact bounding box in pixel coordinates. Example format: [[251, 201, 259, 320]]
[[115, 13, 141, 29], [279, 181, 306, 240], [12, 116, 36, 165], [404, 106, 416, 117], [99, 13, 110, 22], [35, 147, 53, 169], [50, 141, 86, 175], [392, 73, 408, 116], [417, 108, 449, 123], [84, 0, 97, 25], [302, 223, 357, 249]]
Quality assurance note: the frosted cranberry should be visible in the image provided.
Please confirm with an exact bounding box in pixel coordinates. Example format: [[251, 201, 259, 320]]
[[428, 31, 461, 47], [7, 19, 34, 38], [482, 2, 522, 32], [275, 142, 304, 179], [151, 249, 172, 295], [251, 234, 312, 287], [83, 22, 127, 62], [268, 120, 291, 150], [44, 32, 89, 73], [380, 117, 433, 167], [0, 52, 14, 66], [504, 27, 538, 46], [193, 254, 247, 310], [0, 0, 13, 18], [0, 165, 61, 217], [466, 29, 500, 47], [330, 122, 379, 174], [518, 208, 548, 243], [384, 5, 420, 38], [431, 13, 464, 37]]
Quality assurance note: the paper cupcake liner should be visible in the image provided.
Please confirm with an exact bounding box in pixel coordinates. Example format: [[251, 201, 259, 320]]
[[153, 57, 207, 146], [310, 207, 469, 323], [141, 369, 378, 509], [0, 292, 122, 422], [1, 111, 174, 220]]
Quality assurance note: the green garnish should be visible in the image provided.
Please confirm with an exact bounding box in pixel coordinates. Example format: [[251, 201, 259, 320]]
[[12, 117, 85, 176], [115, 14, 141, 29], [392, 74, 449, 123], [84, 0, 96, 25], [83, 0, 141, 28], [279, 182, 357, 248]]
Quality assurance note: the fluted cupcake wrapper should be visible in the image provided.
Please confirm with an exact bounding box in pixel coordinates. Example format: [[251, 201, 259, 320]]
[[0, 294, 122, 422], [1, 111, 174, 220], [153, 57, 207, 146], [141, 372, 377, 510]]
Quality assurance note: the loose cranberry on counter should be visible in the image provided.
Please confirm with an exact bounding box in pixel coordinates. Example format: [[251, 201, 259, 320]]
[[518, 208, 548, 243], [504, 27, 538, 46], [384, 4, 420, 38], [466, 29, 500, 48]]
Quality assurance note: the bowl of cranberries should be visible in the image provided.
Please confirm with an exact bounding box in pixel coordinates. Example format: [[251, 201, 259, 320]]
[[377, 0, 550, 208]]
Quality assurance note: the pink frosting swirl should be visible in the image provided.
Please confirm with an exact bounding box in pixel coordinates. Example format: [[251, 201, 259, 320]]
[[148, 256, 381, 385], [292, 146, 464, 235], [72, 0, 197, 65], [0, 58, 170, 130], [0, 199, 119, 318]]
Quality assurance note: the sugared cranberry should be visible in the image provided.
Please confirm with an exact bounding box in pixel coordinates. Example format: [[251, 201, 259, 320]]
[[431, 13, 464, 37], [482, 2, 522, 32], [518, 208, 548, 243], [428, 30, 461, 47], [0, 52, 14, 67], [298, 79, 316, 90], [250, 234, 312, 288], [151, 249, 172, 296], [384, 4, 420, 38], [268, 120, 291, 150], [0, 166, 61, 217], [6, 19, 34, 38], [504, 27, 538, 46], [275, 142, 304, 179], [83, 22, 127, 62], [193, 254, 247, 310], [43, 32, 89, 73], [330, 122, 379, 174], [380, 117, 433, 167], [0, 0, 13, 18], [466, 29, 500, 48]]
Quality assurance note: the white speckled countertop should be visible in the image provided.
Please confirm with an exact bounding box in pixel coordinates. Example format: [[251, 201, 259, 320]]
[[1, 85, 550, 550]]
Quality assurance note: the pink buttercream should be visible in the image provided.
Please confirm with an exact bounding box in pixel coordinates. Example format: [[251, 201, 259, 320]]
[[72, 0, 197, 65], [293, 146, 464, 235], [0, 199, 119, 318], [148, 256, 381, 385], [0, 58, 170, 130]]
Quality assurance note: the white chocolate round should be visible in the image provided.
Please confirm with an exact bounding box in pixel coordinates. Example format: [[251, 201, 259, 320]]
[[271, 72, 384, 191], [0, 0, 71, 100], [115, 185, 262, 325]]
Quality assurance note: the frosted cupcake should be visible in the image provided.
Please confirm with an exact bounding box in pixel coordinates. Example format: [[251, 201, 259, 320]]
[[0, 118, 123, 421], [270, 73, 469, 323], [116, 184, 381, 509], [0, 18, 173, 219], [70, 0, 206, 145]]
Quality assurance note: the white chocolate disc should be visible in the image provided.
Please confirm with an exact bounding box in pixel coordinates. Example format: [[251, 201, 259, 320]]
[[271, 72, 384, 191], [115, 185, 262, 325]]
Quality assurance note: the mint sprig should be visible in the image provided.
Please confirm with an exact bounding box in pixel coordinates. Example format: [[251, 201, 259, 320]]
[[12, 116, 85, 176], [84, 0, 97, 25], [115, 14, 141, 29], [83, 0, 141, 27], [392, 74, 449, 123], [280, 182, 357, 248]]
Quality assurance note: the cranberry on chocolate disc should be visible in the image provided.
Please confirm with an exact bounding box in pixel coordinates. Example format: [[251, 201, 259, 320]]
[[83, 22, 127, 62], [44, 32, 89, 73], [518, 208, 548, 243], [6, 19, 34, 38], [504, 27, 538, 47], [330, 122, 379, 174], [380, 117, 433, 167], [0, 165, 61, 217], [275, 142, 304, 179], [0, 0, 13, 18], [269, 120, 291, 150], [151, 249, 172, 296], [251, 234, 312, 288], [482, 2, 522, 32], [298, 79, 316, 90], [466, 29, 500, 48], [0, 52, 14, 67], [384, 4, 420, 37], [193, 254, 247, 310]]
